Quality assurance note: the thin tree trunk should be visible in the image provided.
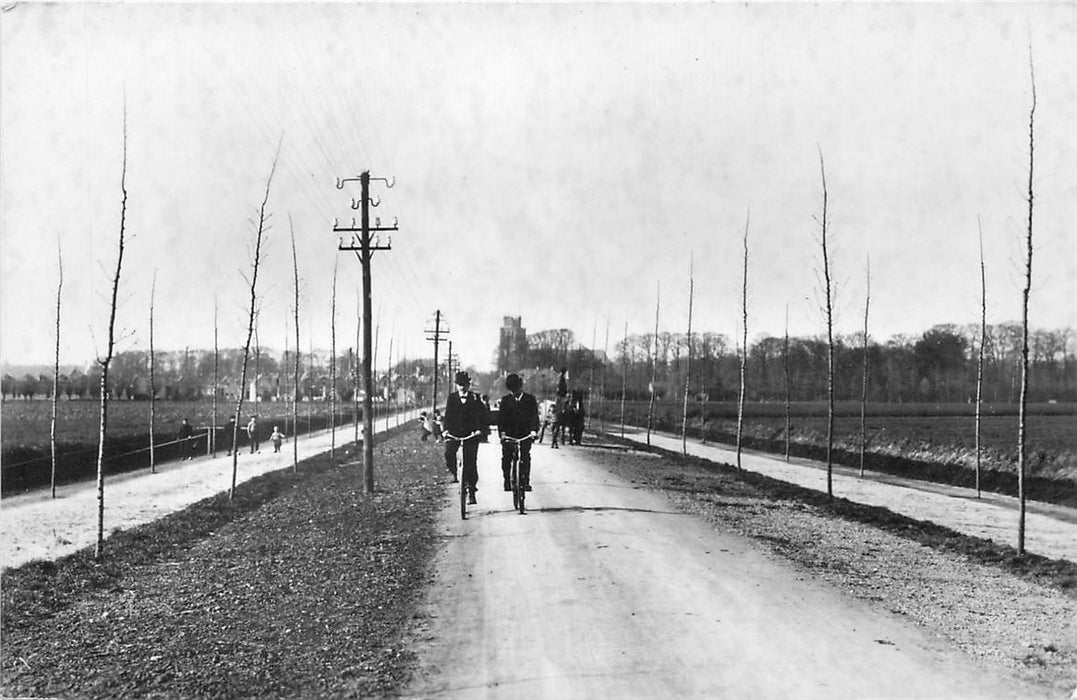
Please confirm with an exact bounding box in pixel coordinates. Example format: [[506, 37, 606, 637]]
[[331, 258, 338, 457], [736, 212, 750, 470], [212, 299, 218, 458], [50, 245, 62, 498], [599, 316, 610, 433], [290, 215, 300, 472], [818, 146, 835, 499], [149, 271, 157, 473], [783, 303, 791, 462], [95, 108, 128, 557], [975, 216, 986, 498], [620, 321, 628, 439], [681, 253, 694, 455], [587, 314, 597, 432], [231, 139, 281, 499], [1017, 51, 1036, 554], [386, 336, 394, 432], [646, 282, 660, 446], [859, 255, 870, 478]]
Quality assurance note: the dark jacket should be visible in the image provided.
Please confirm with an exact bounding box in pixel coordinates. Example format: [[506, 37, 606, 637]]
[[497, 391, 540, 438], [442, 390, 489, 438]]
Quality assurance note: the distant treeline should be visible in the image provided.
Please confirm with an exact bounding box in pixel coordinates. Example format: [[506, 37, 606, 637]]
[[4, 322, 1074, 405], [516, 323, 1075, 404]]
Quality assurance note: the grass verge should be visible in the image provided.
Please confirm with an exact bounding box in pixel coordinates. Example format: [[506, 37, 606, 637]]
[[1, 426, 445, 699]]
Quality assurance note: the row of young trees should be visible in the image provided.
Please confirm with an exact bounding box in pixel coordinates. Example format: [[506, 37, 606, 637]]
[[1, 348, 430, 404]]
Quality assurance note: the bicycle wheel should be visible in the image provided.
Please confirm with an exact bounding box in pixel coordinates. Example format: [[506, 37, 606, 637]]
[[460, 471, 467, 520], [514, 445, 525, 515]]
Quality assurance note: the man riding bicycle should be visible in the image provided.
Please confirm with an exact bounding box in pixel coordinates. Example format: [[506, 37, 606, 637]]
[[443, 371, 489, 504], [497, 373, 540, 492]]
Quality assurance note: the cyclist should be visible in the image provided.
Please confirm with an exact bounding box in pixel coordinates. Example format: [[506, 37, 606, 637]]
[[497, 372, 540, 492], [443, 371, 489, 504]]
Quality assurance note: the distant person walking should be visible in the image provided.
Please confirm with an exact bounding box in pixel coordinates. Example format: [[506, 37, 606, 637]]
[[270, 425, 285, 453], [176, 418, 195, 460], [224, 417, 236, 456], [247, 415, 259, 454]]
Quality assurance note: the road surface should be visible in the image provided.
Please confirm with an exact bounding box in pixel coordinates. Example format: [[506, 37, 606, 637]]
[[403, 441, 1044, 699]]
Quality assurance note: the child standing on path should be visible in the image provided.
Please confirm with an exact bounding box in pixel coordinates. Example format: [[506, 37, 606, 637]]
[[270, 426, 285, 453]]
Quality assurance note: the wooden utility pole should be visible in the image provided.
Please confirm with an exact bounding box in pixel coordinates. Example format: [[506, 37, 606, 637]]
[[331, 259, 338, 458], [425, 310, 448, 412], [335, 171, 398, 494]]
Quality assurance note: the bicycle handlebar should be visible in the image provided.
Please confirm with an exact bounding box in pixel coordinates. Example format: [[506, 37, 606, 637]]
[[443, 431, 482, 442], [501, 433, 537, 443]]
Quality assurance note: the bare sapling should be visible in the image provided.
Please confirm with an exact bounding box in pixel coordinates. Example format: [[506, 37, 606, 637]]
[[230, 139, 281, 499], [1017, 50, 1036, 554], [50, 245, 62, 498], [149, 271, 157, 473], [646, 282, 660, 446], [212, 299, 219, 457], [620, 321, 628, 439], [588, 315, 597, 432], [386, 336, 394, 431], [681, 253, 695, 454], [95, 108, 129, 557], [290, 215, 300, 471], [737, 211, 749, 470], [783, 303, 791, 462], [817, 146, 836, 499], [859, 255, 870, 477], [975, 216, 986, 498], [599, 316, 610, 433]]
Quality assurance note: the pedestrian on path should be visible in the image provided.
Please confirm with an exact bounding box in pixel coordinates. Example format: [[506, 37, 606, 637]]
[[224, 417, 236, 456], [270, 425, 285, 453], [176, 418, 195, 460], [247, 415, 260, 454]]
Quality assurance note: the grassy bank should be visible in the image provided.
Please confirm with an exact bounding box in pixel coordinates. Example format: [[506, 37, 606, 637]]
[[1, 426, 445, 698]]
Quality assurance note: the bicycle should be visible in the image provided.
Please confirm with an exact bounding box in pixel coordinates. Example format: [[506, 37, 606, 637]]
[[501, 433, 535, 515], [444, 431, 482, 520]]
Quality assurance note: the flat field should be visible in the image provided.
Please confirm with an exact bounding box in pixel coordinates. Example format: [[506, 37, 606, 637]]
[[0, 399, 364, 494], [590, 401, 1077, 495]]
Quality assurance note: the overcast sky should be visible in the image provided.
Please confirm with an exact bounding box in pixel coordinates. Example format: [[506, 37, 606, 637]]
[[2, 2, 1075, 373]]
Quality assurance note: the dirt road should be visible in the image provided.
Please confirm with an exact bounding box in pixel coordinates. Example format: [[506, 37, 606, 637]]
[[403, 442, 1044, 699], [622, 427, 1077, 562]]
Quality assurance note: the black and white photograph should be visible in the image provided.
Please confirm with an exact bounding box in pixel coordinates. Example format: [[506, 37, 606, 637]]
[[1, 1, 1075, 698]]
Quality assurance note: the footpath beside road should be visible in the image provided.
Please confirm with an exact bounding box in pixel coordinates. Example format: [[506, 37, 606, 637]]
[[0, 410, 419, 571], [614, 426, 1077, 563]]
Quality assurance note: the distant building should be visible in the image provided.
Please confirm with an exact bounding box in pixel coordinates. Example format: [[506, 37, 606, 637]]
[[498, 316, 528, 372]]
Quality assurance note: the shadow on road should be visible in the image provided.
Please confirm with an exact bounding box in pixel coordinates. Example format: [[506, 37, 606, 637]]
[[528, 505, 683, 516]]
